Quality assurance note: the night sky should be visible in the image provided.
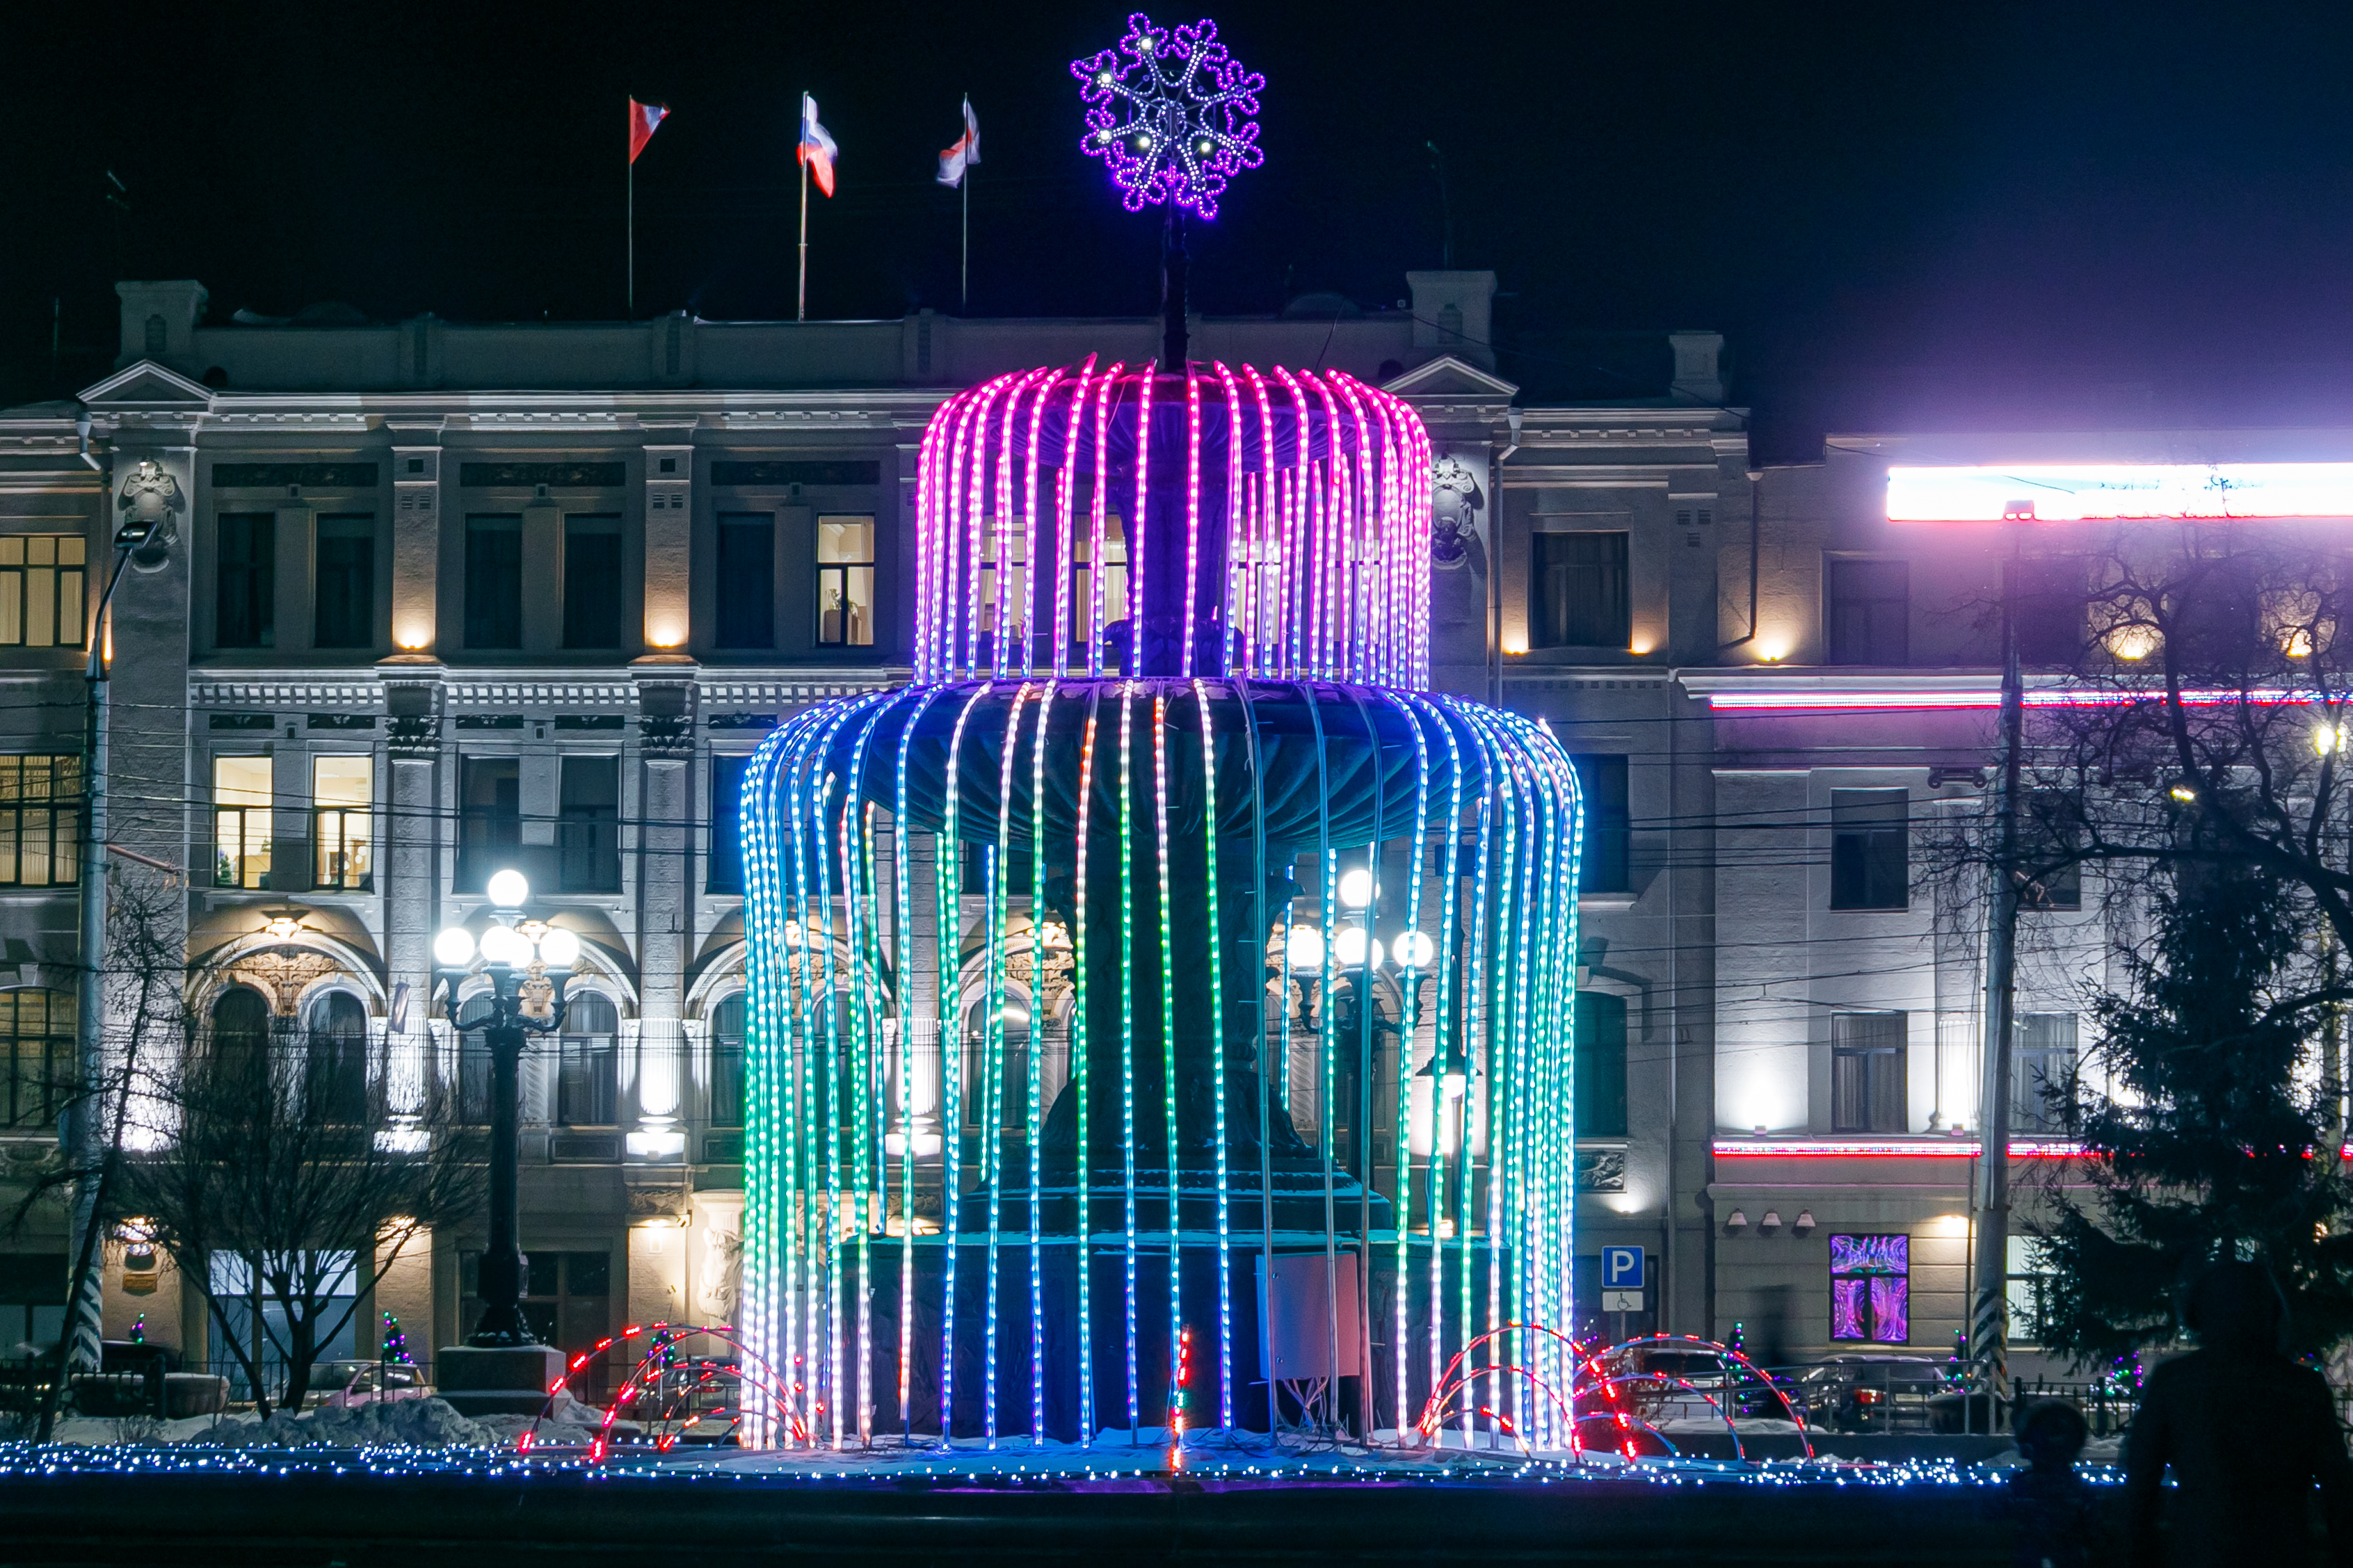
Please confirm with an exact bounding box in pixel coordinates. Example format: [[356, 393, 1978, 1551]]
[[12, 1, 2353, 460]]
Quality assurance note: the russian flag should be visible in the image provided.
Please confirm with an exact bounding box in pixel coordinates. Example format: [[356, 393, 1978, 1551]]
[[628, 99, 668, 165], [937, 97, 979, 188], [799, 94, 838, 197]]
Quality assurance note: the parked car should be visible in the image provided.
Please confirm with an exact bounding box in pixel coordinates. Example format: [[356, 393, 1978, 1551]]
[[1793, 1355, 1950, 1432], [1587, 1343, 1806, 1427], [319, 1360, 430, 1409]]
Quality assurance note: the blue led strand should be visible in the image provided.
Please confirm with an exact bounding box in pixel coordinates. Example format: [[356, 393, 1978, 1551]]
[[1454, 708, 1497, 1444], [891, 688, 944, 1439], [1391, 694, 1434, 1439], [1300, 693, 1340, 1434], [982, 684, 1034, 1444], [1404, 693, 1466, 1428], [1150, 692, 1182, 1432]]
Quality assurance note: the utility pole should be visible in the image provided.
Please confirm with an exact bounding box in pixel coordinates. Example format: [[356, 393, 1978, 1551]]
[[1970, 540, 2025, 1432]]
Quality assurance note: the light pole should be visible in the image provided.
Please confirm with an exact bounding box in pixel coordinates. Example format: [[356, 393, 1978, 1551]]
[[432, 869, 581, 1349]]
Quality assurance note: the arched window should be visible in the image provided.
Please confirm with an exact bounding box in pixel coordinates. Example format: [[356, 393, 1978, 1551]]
[[960, 994, 1029, 1133], [711, 994, 745, 1128], [209, 987, 272, 1102], [0, 989, 74, 1129], [558, 993, 618, 1126], [304, 991, 369, 1122]]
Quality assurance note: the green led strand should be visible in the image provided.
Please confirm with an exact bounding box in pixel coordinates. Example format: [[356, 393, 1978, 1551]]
[[891, 690, 941, 1440], [1301, 693, 1338, 1435], [1415, 694, 1466, 1434], [983, 683, 1032, 1444], [1456, 711, 1494, 1443], [934, 684, 993, 1439], [739, 727, 797, 1444], [1151, 692, 1182, 1434]]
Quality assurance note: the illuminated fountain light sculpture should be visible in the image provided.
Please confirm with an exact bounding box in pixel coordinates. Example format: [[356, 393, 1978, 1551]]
[[737, 359, 1581, 1451]]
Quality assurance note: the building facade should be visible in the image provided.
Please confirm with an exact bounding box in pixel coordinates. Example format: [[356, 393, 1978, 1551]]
[[1, 272, 2192, 1398]]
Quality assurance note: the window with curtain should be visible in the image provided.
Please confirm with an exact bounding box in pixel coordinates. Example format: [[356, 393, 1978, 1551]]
[[214, 755, 273, 889], [313, 514, 375, 649], [0, 535, 87, 649], [209, 987, 273, 1101], [558, 755, 620, 892], [304, 992, 369, 1122], [1829, 1233, 1909, 1343], [558, 993, 619, 1126], [1530, 533, 1630, 649], [1831, 1010, 1906, 1133], [2012, 1013, 2078, 1133], [216, 514, 275, 649], [0, 754, 81, 888], [0, 989, 74, 1129], [715, 514, 775, 649], [710, 994, 746, 1127], [1826, 558, 1909, 665], [1573, 992, 1629, 1137], [464, 515, 523, 649], [562, 515, 623, 649]]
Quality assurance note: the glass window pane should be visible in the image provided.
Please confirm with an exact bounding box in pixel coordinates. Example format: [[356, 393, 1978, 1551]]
[[214, 756, 273, 807], [58, 568, 83, 648], [1531, 532, 1631, 649], [0, 539, 23, 565], [24, 569, 54, 647], [57, 537, 83, 567], [562, 515, 624, 649], [714, 515, 775, 649], [20, 810, 47, 886], [312, 754, 371, 809], [26, 539, 53, 567], [0, 569, 21, 645], [816, 516, 874, 563], [314, 515, 376, 649], [464, 515, 524, 649]]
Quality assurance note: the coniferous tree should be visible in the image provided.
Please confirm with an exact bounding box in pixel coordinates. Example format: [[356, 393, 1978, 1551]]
[[2034, 869, 2353, 1364]]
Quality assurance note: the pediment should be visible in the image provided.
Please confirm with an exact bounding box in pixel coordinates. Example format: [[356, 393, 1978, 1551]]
[[79, 360, 214, 407], [1382, 354, 1519, 400]]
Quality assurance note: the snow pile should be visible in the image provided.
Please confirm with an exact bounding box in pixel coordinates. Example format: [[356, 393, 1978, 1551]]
[[235, 1396, 498, 1448]]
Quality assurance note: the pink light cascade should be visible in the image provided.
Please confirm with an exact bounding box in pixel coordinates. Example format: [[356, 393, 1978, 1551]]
[[913, 360, 1434, 690]]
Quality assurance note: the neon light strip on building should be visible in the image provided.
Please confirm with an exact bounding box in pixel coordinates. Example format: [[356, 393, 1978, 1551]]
[[1887, 462, 2353, 523]]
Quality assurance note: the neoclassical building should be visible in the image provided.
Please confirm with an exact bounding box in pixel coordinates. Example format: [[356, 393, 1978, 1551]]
[[0, 274, 1748, 1390]]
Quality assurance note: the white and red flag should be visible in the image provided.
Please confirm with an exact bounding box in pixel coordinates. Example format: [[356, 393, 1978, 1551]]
[[937, 97, 980, 187], [798, 94, 839, 196], [628, 99, 668, 164]]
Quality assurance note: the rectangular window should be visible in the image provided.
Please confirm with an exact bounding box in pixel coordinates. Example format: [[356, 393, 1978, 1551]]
[[311, 754, 372, 891], [0, 536, 88, 649], [1826, 558, 1909, 665], [0, 755, 81, 888], [2013, 558, 2085, 668], [1573, 992, 1629, 1137], [711, 994, 746, 1127], [1830, 788, 1909, 910], [0, 990, 74, 1128], [816, 515, 875, 647], [2012, 1012, 2077, 1133], [558, 755, 621, 893], [714, 514, 775, 649], [457, 757, 520, 892], [464, 515, 523, 649], [312, 514, 375, 649], [1829, 1233, 1909, 1343], [2021, 790, 2082, 910], [2007, 1234, 2052, 1345], [1831, 1011, 1907, 1133], [562, 515, 623, 649], [1531, 532, 1630, 650], [1569, 755, 1630, 893], [707, 754, 750, 895], [1068, 514, 1129, 645], [558, 996, 619, 1126], [213, 754, 273, 889], [215, 513, 275, 649]]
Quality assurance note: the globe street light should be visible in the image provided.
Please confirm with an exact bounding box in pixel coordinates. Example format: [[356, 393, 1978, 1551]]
[[433, 871, 576, 1349]]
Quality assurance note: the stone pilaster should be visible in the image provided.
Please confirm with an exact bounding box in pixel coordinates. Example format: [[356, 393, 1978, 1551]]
[[387, 435, 443, 654], [641, 437, 694, 651], [631, 660, 697, 1163]]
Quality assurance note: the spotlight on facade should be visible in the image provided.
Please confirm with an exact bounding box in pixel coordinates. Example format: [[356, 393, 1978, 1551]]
[[259, 908, 306, 942], [487, 868, 529, 910]]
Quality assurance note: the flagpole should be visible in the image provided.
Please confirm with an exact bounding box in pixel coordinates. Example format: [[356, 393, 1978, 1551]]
[[961, 172, 969, 315], [798, 136, 810, 323], [627, 153, 636, 319]]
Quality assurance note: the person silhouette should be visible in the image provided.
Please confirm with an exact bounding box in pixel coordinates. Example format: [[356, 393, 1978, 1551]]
[[2008, 1398, 2105, 1567], [2123, 1260, 2353, 1567]]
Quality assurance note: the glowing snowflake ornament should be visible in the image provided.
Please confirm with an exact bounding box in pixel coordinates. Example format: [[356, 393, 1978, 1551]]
[[1072, 13, 1264, 218]]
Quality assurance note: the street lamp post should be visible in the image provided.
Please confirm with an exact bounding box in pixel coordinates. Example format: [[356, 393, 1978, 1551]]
[[432, 871, 582, 1355]]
